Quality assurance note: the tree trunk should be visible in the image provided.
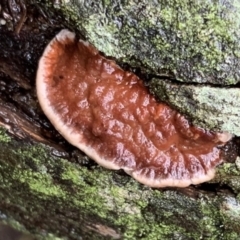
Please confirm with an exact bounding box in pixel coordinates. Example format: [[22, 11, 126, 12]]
[[0, 1, 240, 239]]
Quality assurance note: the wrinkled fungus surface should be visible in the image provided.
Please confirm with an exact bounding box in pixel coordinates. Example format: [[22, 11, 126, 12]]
[[36, 30, 228, 187]]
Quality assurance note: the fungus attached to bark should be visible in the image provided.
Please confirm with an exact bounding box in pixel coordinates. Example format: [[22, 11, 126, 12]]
[[36, 29, 230, 188]]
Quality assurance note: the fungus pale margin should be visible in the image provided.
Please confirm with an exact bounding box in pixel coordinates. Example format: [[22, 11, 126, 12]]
[[36, 29, 231, 188]]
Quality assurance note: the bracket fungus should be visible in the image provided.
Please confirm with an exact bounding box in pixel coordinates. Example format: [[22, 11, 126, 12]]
[[36, 29, 231, 188]]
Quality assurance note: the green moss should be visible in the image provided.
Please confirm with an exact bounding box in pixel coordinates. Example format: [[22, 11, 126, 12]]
[[198, 199, 221, 239], [18, 170, 66, 197], [0, 127, 240, 239], [215, 163, 240, 194], [219, 163, 240, 176], [37, 1, 240, 85], [38, 0, 240, 84], [56, 0, 240, 84], [0, 128, 11, 143]]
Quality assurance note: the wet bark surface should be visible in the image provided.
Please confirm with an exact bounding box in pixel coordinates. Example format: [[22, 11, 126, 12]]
[[0, 1, 240, 240], [0, 1, 78, 151]]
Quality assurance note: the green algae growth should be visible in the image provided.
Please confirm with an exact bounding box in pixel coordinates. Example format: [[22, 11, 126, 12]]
[[0, 127, 240, 239], [58, 0, 240, 85]]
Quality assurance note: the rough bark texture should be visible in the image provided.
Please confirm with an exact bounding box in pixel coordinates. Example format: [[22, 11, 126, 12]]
[[0, 1, 240, 240], [61, 0, 240, 85]]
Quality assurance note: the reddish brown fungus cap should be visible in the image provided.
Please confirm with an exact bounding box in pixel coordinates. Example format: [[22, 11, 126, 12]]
[[36, 29, 231, 188]]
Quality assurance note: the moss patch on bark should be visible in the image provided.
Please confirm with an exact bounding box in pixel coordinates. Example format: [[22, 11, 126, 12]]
[[58, 0, 240, 85], [0, 127, 240, 239]]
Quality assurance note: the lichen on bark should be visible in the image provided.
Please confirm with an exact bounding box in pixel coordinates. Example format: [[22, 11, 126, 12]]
[[0, 128, 240, 239], [1, 1, 240, 239], [60, 0, 240, 85]]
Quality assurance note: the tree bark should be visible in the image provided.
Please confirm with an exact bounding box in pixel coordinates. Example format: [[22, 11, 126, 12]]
[[0, 1, 240, 240]]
